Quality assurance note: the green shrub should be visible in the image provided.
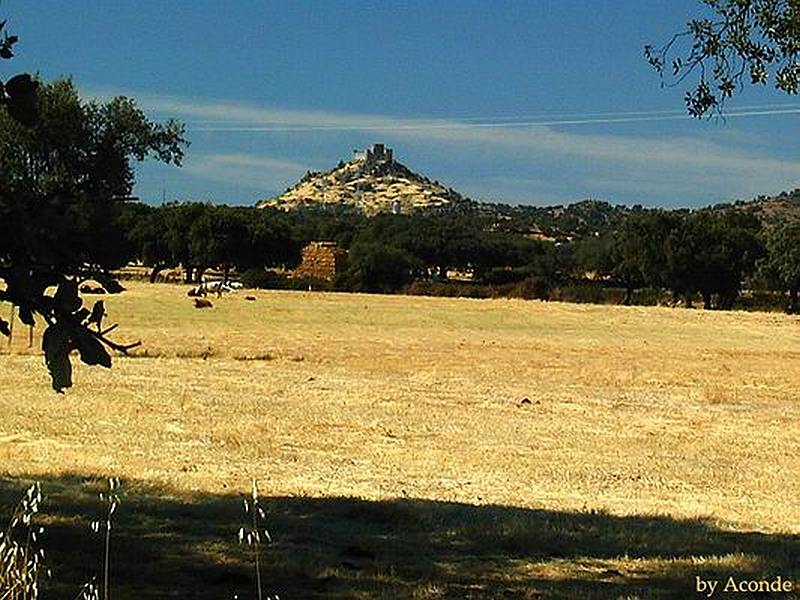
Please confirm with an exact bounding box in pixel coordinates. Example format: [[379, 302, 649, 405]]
[[287, 276, 333, 291], [556, 283, 606, 304], [337, 243, 415, 293], [734, 290, 788, 312], [240, 269, 290, 290], [508, 276, 552, 300], [403, 280, 495, 298], [483, 267, 530, 285], [629, 288, 667, 306]]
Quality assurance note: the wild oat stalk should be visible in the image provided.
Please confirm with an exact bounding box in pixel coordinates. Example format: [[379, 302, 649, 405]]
[[0, 483, 47, 600], [90, 478, 120, 600], [72, 580, 100, 600], [237, 479, 278, 600]]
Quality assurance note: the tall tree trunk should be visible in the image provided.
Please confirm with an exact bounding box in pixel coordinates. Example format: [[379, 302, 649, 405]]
[[787, 288, 798, 314], [184, 266, 194, 284], [671, 289, 680, 307], [149, 264, 164, 284], [702, 291, 712, 310], [719, 290, 736, 310], [623, 286, 633, 306]]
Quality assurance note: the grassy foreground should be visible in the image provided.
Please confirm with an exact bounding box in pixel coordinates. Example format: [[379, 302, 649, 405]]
[[1, 282, 798, 598]]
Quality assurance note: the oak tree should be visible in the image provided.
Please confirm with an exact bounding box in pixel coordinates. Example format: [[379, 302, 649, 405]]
[[646, 0, 800, 116], [0, 75, 187, 391]]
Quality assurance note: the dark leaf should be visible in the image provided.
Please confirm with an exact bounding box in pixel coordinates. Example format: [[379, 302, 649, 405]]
[[18, 305, 34, 326], [94, 273, 124, 294], [5, 73, 37, 96], [42, 323, 73, 393], [0, 317, 9, 337], [5, 73, 38, 126], [74, 307, 90, 323], [54, 280, 82, 314], [0, 47, 13, 59], [73, 328, 112, 368], [88, 300, 105, 329], [6, 93, 37, 125], [6, 35, 17, 45]]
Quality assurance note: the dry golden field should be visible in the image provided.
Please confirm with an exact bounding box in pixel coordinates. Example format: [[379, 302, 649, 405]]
[[1, 282, 798, 599]]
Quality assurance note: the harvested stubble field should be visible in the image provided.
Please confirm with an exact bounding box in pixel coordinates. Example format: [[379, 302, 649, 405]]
[[0, 282, 798, 599]]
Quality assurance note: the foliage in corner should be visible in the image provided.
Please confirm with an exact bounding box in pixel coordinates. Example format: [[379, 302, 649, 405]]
[[0, 21, 188, 391], [645, 0, 800, 117], [0, 482, 46, 599]]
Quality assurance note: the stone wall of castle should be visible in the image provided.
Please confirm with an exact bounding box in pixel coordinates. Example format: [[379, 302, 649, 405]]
[[365, 143, 393, 164]]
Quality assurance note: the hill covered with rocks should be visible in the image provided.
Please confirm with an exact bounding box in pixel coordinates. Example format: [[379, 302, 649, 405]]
[[257, 144, 469, 215]]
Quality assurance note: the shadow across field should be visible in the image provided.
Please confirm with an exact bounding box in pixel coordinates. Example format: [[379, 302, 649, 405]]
[[0, 474, 797, 599]]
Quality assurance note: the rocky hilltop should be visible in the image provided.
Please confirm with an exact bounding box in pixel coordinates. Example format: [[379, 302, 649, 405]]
[[257, 144, 468, 215], [712, 188, 800, 227]]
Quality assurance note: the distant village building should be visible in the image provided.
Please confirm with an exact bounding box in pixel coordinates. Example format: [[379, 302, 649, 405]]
[[292, 241, 347, 282]]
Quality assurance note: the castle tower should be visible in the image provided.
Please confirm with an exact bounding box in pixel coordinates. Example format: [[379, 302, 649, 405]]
[[364, 143, 393, 164]]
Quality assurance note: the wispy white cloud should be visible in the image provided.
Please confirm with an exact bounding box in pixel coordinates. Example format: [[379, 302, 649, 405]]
[[453, 175, 587, 206], [182, 153, 309, 192], [85, 86, 800, 204], [392, 122, 799, 180], [85, 86, 411, 130], [129, 91, 796, 165]]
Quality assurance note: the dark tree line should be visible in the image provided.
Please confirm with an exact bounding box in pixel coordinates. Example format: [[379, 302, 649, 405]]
[[123, 203, 300, 284], [113, 198, 800, 315], [119, 205, 573, 295], [575, 210, 766, 309]]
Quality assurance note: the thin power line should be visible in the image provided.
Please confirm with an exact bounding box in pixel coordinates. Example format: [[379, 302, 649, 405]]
[[173, 102, 800, 126], [189, 106, 800, 132]]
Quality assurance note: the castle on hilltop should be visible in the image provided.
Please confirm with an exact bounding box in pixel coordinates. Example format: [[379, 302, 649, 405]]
[[259, 141, 463, 215], [353, 143, 393, 164]]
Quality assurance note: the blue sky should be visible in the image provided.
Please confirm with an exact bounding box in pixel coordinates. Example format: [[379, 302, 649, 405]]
[[6, 0, 800, 208]]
